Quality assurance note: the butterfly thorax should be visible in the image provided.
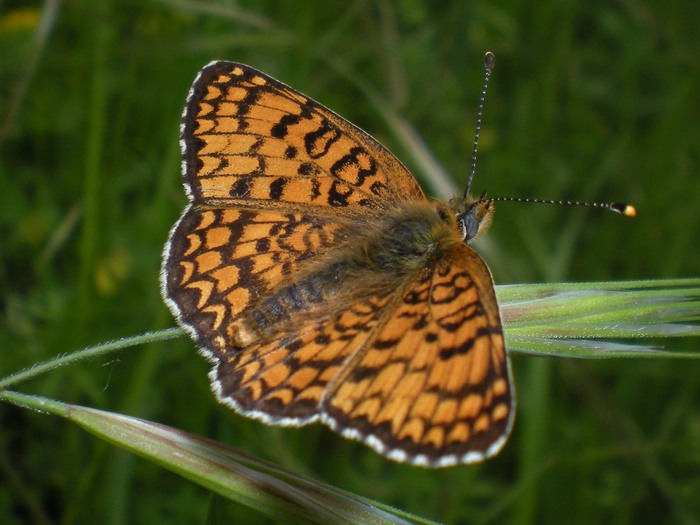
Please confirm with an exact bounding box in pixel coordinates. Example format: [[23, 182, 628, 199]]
[[233, 201, 469, 348]]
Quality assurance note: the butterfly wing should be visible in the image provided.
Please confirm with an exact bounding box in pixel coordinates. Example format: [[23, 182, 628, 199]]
[[180, 61, 424, 210], [163, 62, 425, 360], [214, 293, 395, 425], [324, 242, 513, 466], [212, 242, 513, 466], [163, 207, 347, 359]]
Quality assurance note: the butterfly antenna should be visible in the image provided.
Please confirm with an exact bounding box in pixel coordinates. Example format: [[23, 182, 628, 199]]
[[483, 196, 637, 216], [464, 51, 495, 199], [465, 52, 636, 218]]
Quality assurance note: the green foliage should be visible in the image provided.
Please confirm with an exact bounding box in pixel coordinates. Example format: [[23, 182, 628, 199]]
[[1, 1, 698, 524]]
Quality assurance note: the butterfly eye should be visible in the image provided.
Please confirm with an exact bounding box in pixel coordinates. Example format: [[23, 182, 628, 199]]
[[458, 211, 480, 242]]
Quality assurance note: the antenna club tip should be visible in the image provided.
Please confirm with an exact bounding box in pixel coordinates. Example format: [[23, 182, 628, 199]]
[[612, 202, 637, 217], [484, 51, 495, 69]]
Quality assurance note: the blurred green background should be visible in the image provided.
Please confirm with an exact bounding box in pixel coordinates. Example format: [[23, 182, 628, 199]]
[[1, 1, 699, 523]]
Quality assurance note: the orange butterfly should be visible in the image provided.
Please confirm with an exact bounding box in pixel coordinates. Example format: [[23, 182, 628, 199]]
[[162, 55, 514, 467]]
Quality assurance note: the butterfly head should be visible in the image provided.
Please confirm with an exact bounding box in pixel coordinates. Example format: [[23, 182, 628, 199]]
[[448, 52, 495, 245], [446, 192, 494, 243]]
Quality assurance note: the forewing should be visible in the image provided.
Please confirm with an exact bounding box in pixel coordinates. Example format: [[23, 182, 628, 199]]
[[324, 243, 514, 467], [181, 61, 425, 212]]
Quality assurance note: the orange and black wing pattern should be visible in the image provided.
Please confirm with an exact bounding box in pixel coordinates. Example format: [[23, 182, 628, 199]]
[[210, 241, 513, 466], [325, 242, 513, 466], [162, 61, 514, 467], [213, 292, 395, 426], [178, 61, 424, 210], [162, 61, 424, 359]]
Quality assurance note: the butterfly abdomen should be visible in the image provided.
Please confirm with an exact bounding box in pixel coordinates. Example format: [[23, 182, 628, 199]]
[[234, 202, 460, 347]]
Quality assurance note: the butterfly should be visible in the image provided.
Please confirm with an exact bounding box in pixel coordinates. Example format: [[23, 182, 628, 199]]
[[161, 55, 514, 468]]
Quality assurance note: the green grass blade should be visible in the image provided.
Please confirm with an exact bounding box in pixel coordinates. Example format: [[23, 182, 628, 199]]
[[0, 328, 183, 389], [0, 391, 433, 525], [497, 279, 700, 358]]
